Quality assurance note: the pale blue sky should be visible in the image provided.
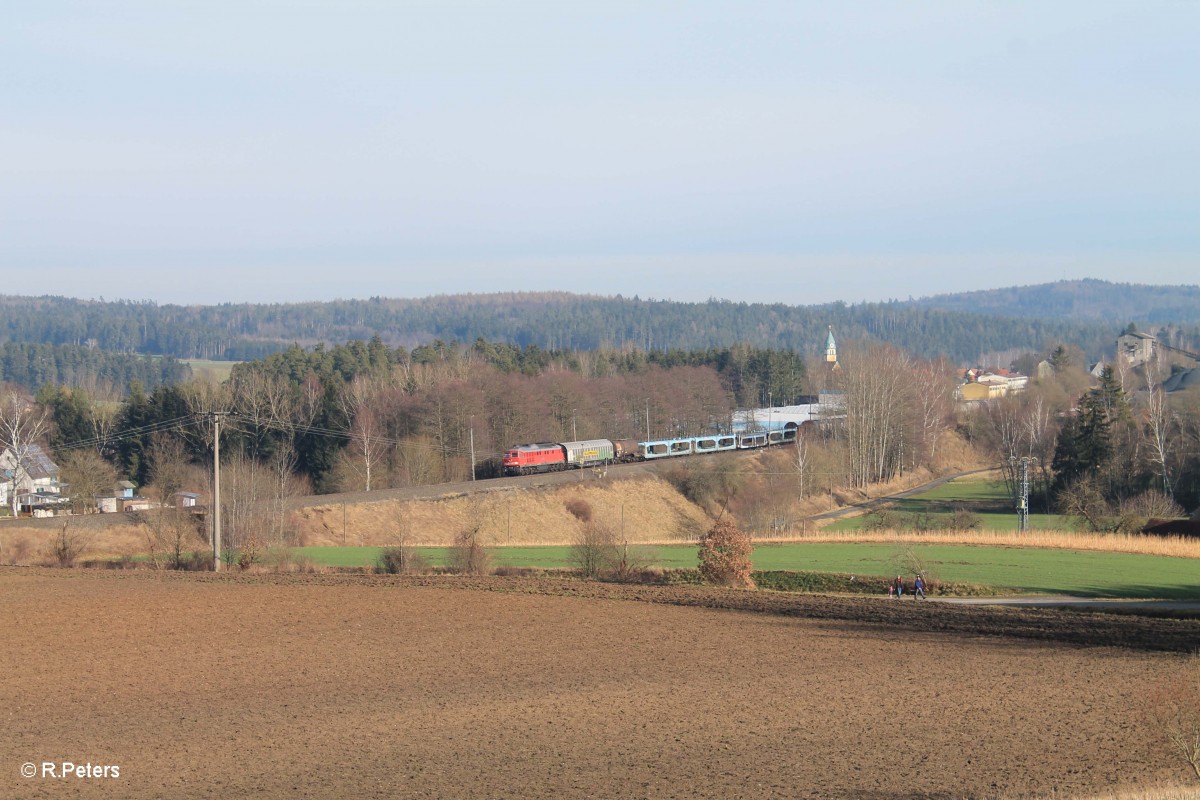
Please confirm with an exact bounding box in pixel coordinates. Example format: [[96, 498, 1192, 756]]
[[2, 2, 1196, 305]]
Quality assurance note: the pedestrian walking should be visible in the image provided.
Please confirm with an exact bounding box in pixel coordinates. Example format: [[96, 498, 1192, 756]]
[[914, 574, 926, 600], [892, 575, 904, 598]]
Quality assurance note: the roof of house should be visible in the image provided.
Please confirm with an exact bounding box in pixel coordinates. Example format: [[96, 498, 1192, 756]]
[[14, 444, 59, 480]]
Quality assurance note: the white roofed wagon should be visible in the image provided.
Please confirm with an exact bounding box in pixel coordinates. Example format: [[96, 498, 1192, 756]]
[[559, 439, 615, 468]]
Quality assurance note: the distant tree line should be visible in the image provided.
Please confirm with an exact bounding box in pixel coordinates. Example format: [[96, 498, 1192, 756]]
[[0, 342, 188, 399], [6, 288, 1198, 365], [910, 278, 1200, 325]]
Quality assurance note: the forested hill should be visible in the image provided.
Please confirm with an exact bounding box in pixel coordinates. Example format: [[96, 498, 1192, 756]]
[[2, 288, 1196, 365], [908, 279, 1200, 323]]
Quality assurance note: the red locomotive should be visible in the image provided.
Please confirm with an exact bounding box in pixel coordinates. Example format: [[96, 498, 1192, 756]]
[[502, 443, 567, 476]]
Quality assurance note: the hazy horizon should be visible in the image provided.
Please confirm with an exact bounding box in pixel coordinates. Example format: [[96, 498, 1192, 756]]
[[4, 2, 1196, 306]]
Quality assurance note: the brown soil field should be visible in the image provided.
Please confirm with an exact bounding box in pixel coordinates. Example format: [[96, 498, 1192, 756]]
[[4, 569, 1199, 799]]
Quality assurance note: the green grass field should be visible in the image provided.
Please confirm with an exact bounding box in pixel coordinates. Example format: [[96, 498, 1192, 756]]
[[823, 477, 1075, 532], [290, 542, 1200, 599], [183, 359, 240, 383]]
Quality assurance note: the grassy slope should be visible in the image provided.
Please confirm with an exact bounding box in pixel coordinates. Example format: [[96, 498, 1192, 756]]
[[823, 476, 1075, 531]]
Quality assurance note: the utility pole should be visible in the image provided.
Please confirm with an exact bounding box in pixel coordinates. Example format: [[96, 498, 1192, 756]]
[[645, 401, 650, 441], [469, 426, 476, 481], [572, 409, 577, 441], [211, 412, 225, 572]]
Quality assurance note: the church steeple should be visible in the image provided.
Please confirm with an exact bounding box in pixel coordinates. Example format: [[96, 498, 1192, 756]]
[[825, 325, 839, 369]]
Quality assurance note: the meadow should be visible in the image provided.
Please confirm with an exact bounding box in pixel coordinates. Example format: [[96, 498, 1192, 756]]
[[182, 358, 239, 383], [822, 474, 1077, 531], [290, 541, 1200, 599]]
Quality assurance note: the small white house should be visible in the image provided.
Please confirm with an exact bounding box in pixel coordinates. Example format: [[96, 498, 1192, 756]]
[[175, 491, 202, 508]]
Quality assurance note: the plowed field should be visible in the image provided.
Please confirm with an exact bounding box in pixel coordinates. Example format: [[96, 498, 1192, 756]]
[[3, 568, 1197, 799]]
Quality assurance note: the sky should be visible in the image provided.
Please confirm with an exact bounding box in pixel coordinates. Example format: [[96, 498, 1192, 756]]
[[2, 1, 1197, 306]]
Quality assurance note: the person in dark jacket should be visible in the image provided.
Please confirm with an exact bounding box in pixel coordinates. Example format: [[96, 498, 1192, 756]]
[[914, 574, 926, 599], [892, 575, 904, 598]]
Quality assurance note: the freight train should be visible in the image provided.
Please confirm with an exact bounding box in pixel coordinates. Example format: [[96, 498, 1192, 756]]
[[501, 425, 799, 476]]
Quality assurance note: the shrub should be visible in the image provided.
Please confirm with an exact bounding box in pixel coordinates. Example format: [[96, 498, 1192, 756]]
[[607, 541, 659, 583], [376, 545, 428, 575], [51, 519, 90, 568], [182, 550, 213, 571], [450, 525, 491, 575], [270, 548, 324, 574], [569, 521, 618, 579], [564, 498, 592, 522], [949, 506, 982, 530], [493, 566, 538, 577], [698, 519, 755, 589], [861, 509, 900, 531]]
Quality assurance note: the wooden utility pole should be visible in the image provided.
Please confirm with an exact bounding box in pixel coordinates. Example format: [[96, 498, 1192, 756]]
[[470, 427, 476, 481], [212, 412, 224, 572]]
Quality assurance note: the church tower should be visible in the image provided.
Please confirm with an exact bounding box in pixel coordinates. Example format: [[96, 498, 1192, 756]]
[[825, 326, 839, 369]]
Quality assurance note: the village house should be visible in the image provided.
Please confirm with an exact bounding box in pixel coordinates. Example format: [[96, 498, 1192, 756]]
[[1, 443, 66, 516], [956, 368, 1029, 402]]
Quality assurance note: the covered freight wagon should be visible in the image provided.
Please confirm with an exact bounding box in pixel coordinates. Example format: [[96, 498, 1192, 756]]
[[560, 439, 615, 468]]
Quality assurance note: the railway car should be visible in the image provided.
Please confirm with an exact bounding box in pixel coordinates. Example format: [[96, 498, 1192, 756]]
[[736, 431, 768, 449], [693, 435, 737, 454], [638, 437, 697, 459], [502, 443, 567, 476], [560, 439, 615, 468], [612, 439, 639, 462]]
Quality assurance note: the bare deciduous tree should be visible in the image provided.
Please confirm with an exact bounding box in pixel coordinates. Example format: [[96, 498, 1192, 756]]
[[339, 377, 390, 492], [0, 390, 50, 517], [138, 433, 208, 568], [837, 343, 913, 489], [1143, 362, 1178, 501], [58, 449, 118, 515]]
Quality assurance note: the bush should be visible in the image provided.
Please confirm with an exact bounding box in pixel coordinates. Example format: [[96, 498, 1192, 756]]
[[182, 550, 213, 571], [606, 541, 659, 583], [376, 545, 428, 575], [564, 498, 593, 522], [449, 526, 491, 575], [270, 548, 324, 574], [949, 506, 982, 530], [698, 519, 755, 589], [861, 509, 900, 531], [51, 519, 90, 568], [569, 521, 618, 579]]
